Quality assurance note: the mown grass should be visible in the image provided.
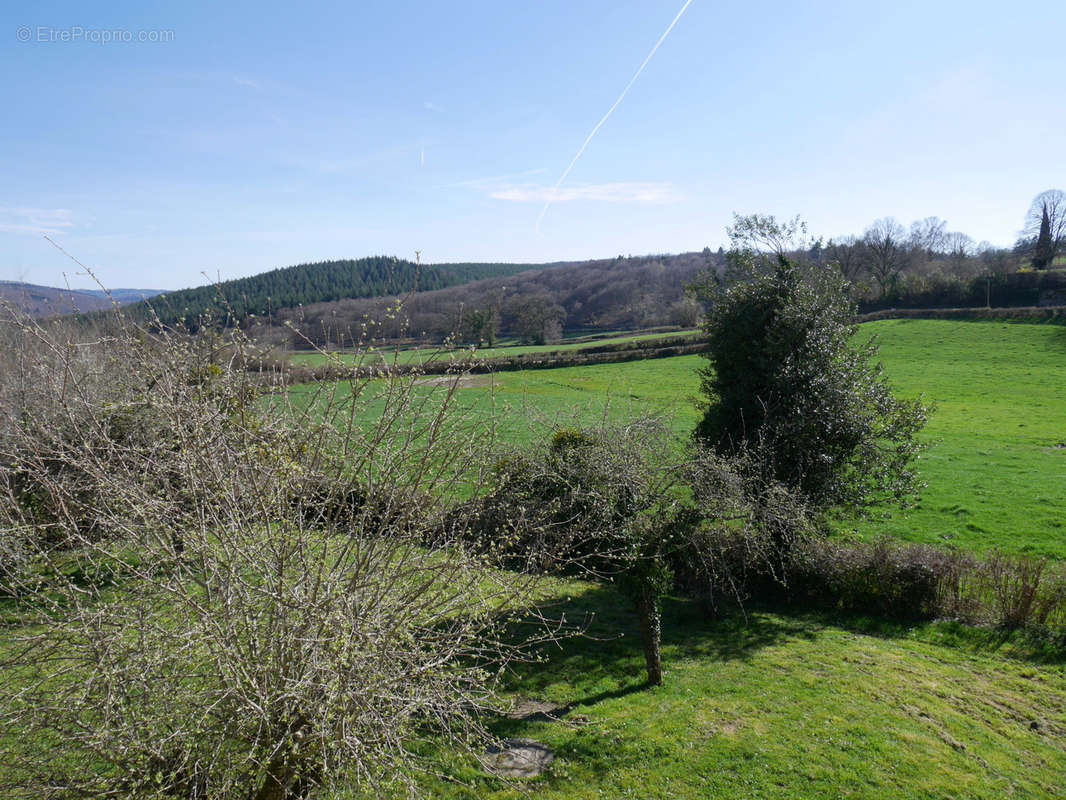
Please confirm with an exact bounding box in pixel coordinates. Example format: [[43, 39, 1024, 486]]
[[344, 579, 1066, 799], [329, 319, 1065, 557], [7, 573, 1065, 798]]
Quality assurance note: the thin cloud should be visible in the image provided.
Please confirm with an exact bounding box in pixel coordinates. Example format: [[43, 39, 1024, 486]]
[[537, 0, 694, 232], [491, 182, 681, 205], [423, 101, 445, 113], [444, 167, 547, 189], [233, 76, 262, 90], [0, 207, 74, 236], [314, 144, 418, 173]]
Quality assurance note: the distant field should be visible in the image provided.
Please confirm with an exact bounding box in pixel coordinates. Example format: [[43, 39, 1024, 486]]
[[285, 329, 699, 368], [301, 319, 1066, 557]]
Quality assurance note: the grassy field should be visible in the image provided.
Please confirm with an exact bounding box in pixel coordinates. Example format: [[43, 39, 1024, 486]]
[[310, 319, 1066, 557], [7, 578, 1065, 798], [842, 319, 1066, 557], [351, 580, 1066, 799]]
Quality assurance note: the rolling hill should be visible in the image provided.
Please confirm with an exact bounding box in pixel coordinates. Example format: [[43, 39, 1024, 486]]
[[0, 281, 160, 317], [142, 257, 548, 328]]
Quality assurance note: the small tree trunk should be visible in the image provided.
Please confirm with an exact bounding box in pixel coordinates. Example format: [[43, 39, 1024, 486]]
[[254, 725, 309, 800], [253, 753, 299, 800], [635, 592, 663, 686]]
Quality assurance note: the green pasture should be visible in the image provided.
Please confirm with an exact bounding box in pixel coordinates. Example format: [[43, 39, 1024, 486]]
[[842, 319, 1066, 557], [479, 318, 1065, 558], [301, 319, 1066, 557], [6, 576, 1066, 798]]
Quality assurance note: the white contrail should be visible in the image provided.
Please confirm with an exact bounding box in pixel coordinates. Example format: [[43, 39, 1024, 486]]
[[536, 0, 694, 234]]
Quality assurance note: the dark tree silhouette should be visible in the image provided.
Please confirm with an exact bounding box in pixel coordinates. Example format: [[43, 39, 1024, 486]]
[[1024, 190, 1066, 270], [863, 217, 908, 298]]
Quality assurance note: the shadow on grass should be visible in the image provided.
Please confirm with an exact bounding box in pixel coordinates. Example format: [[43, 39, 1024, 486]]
[[502, 583, 1066, 715], [1047, 323, 1066, 351], [502, 583, 823, 705]]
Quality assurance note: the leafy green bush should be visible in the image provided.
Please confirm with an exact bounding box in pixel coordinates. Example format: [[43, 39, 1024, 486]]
[[692, 215, 930, 512]]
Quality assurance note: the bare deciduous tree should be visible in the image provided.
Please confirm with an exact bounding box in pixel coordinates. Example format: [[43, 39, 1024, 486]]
[[505, 292, 565, 345], [863, 217, 909, 298], [825, 235, 866, 282], [1024, 189, 1066, 270], [908, 216, 948, 256], [726, 213, 810, 262], [944, 231, 976, 272]]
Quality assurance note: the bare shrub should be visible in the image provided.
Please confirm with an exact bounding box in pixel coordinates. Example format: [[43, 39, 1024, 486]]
[[461, 423, 814, 685], [964, 551, 1065, 632], [677, 450, 814, 614], [785, 538, 949, 619], [460, 420, 692, 686], [686, 527, 1066, 633], [0, 304, 562, 798]]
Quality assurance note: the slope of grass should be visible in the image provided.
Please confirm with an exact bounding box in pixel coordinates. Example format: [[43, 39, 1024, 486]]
[[346, 581, 1066, 799]]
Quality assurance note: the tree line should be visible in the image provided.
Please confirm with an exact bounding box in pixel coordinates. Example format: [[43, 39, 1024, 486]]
[[813, 189, 1066, 308], [273, 196, 1066, 350], [140, 256, 544, 329], [276, 251, 715, 349]]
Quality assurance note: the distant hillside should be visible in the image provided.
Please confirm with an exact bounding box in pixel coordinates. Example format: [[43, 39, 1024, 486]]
[[278, 251, 722, 348], [79, 287, 163, 305], [0, 281, 114, 317], [144, 257, 545, 328], [0, 282, 162, 318]]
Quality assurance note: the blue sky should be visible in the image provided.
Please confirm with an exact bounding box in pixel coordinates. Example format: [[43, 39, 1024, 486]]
[[2, 0, 1064, 290]]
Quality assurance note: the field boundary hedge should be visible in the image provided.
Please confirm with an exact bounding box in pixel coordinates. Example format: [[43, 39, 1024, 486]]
[[856, 305, 1066, 324], [268, 334, 709, 383]]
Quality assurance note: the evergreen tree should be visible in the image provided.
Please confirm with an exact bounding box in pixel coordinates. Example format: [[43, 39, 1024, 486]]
[[693, 215, 930, 511], [1033, 203, 1054, 270]]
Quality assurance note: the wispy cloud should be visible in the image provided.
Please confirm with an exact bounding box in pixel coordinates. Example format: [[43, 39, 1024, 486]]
[[490, 182, 681, 205], [444, 167, 547, 189], [233, 76, 262, 90], [0, 207, 74, 235], [423, 100, 445, 113], [313, 144, 418, 174]]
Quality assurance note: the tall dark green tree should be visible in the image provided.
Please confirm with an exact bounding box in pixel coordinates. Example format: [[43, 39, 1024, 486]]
[[693, 215, 930, 511], [1033, 204, 1054, 270]]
